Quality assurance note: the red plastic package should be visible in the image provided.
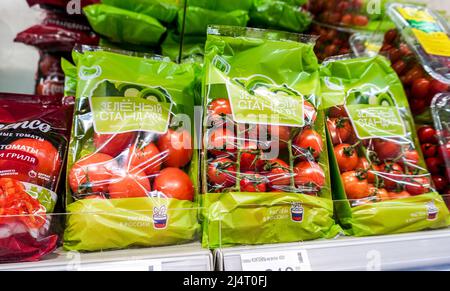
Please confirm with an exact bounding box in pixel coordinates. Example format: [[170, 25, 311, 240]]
[[0, 93, 74, 263], [35, 51, 67, 97], [14, 11, 99, 52]]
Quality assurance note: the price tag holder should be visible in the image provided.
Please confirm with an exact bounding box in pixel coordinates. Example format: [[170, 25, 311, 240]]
[[240, 250, 311, 271], [81, 259, 163, 271]]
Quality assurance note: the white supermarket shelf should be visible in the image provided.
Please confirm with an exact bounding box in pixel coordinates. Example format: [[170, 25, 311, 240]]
[[1, 243, 213, 271], [216, 228, 450, 271]]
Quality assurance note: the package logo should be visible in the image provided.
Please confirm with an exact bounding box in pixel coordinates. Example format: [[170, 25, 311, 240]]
[[153, 206, 168, 229], [426, 201, 439, 221], [291, 202, 304, 222]]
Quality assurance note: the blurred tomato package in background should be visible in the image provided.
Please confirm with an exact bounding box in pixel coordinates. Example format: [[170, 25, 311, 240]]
[[201, 26, 342, 248], [309, 23, 352, 61], [321, 55, 449, 236], [430, 93, 450, 208], [63, 47, 201, 252], [0, 93, 74, 263]]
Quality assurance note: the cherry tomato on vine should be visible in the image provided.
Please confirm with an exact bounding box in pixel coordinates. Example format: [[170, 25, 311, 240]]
[[293, 129, 323, 160], [240, 172, 267, 192], [334, 144, 359, 172], [356, 158, 381, 183], [405, 176, 430, 196], [239, 141, 260, 172], [293, 161, 325, 190], [207, 157, 236, 188], [127, 143, 162, 176], [373, 139, 402, 161], [208, 98, 232, 116], [380, 162, 404, 190], [341, 171, 370, 200], [207, 127, 236, 157], [401, 149, 420, 166], [328, 118, 353, 145], [368, 185, 390, 202], [388, 190, 411, 200], [328, 106, 348, 118], [260, 159, 291, 187]]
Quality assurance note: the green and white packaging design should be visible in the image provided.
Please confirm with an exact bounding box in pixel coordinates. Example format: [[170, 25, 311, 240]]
[[201, 26, 341, 249]]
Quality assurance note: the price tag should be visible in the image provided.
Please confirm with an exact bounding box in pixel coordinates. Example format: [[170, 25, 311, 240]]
[[81, 259, 163, 271], [240, 250, 311, 271]]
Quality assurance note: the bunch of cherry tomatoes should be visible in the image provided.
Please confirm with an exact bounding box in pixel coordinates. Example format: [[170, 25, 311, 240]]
[[69, 126, 195, 202], [418, 125, 450, 196], [205, 98, 327, 195], [310, 24, 351, 61], [308, 0, 369, 28], [327, 105, 433, 206], [380, 29, 449, 115]]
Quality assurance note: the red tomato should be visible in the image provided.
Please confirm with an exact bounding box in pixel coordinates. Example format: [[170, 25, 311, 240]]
[[328, 106, 348, 118], [405, 176, 430, 196], [356, 158, 380, 183], [432, 175, 448, 192], [94, 132, 135, 157], [411, 78, 431, 99], [127, 143, 162, 176], [207, 127, 236, 157], [108, 168, 151, 199], [157, 129, 193, 168], [328, 118, 353, 145], [373, 139, 402, 161], [208, 98, 232, 116], [207, 157, 236, 188], [69, 153, 118, 195], [380, 162, 404, 190], [438, 142, 450, 161], [418, 126, 437, 144], [240, 172, 267, 192], [293, 129, 324, 160], [430, 79, 448, 96], [293, 161, 325, 189], [153, 167, 194, 201], [341, 171, 370, 200], [341, 14, 353, 25], [352, 15, 369, 26], [426, 157, 444, 175], [324, 44, 338, 57], [401, 149, 420, 166], [388, 48, 402, 63], [388, 190, 411, 200], [368, 186, 390, 202], [240, 141, 260, 172], [1, 138, 61, 180], [399, 43, 413, 56], [260, 159, 291, 187], [268, 125, 291, 150], [409, 97, 428, 115], [392, 60, 407, 75], [421, 143, 437, 158], [401, 66, 424, 86], [334, 144, 359, 172], [384, 29, 398, 44]]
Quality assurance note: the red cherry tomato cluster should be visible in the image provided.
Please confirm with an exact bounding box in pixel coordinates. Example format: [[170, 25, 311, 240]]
[[69, 126, 195, 202], [418, 125, 450, 195], [308, 0, 369, 28], [206, 98, 325, 194], [380, 29, 449, 115], [327, 106, 433, 206], [0, 178, 46, 229], [310, 24, 352, 61]]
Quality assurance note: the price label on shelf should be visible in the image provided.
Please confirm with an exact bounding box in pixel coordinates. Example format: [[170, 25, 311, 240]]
[[81, 259, 163, 271], [240, 250, 311, 271]]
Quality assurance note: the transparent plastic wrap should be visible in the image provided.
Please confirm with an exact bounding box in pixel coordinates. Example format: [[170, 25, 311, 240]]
[[387, 3, 450, 85], [64, 46, 201, 251], [321, 55, 450, 236], [201, 26, 342, 248], [431, 93, 450, 205], [0, 93, 74, 263]]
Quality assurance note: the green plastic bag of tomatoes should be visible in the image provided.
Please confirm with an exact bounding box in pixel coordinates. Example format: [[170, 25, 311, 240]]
[[320, 55, 450, 236], [249, 0, 312, 32], [179, 7, 249, 35], [101, 0, 181, 23], [64, 47, 201, 251], [201, 25, 342, 248], [84, 4, 166, 46]]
